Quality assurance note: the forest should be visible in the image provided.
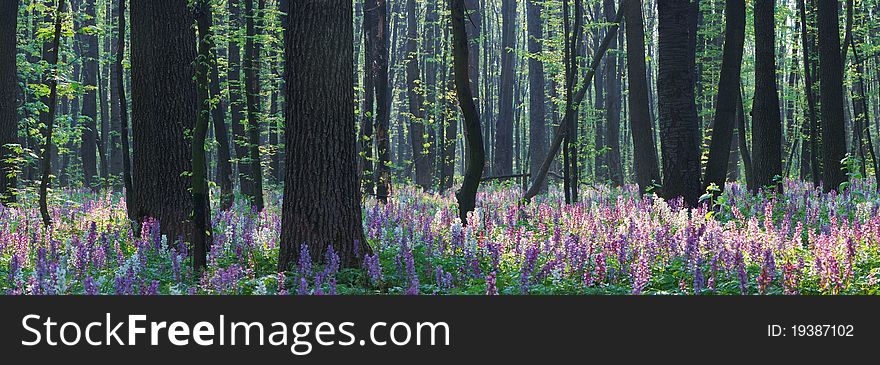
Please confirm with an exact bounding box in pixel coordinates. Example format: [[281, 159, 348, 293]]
[[1, 0, 880, 295]]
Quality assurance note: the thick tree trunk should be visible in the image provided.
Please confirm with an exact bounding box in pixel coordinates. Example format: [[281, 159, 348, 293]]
[[451, 0, 484, 224], [80, 0, 99, 191], [751, 0, 783, 192], [405, 0, 431, 189], [702, 0, 745, 193], [279, 0, 369, 271], [817, 0, 847, 191], [243, 0, 265, 210], [526, 0, 547, 192], [492, 0, 516, 176], [624, 0, 660, 194], [603, 0, 623, 186], [129, 0, 198, 242], [0, 0, 19, 204], [657, 0, 701, 206]]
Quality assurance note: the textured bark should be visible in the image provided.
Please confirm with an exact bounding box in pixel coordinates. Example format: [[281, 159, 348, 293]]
[[603, 0, 623, 186], [817, 0, 847, 191], [0, 0, 19, 204], [492, 0, 516, 176], [98, 0, 110, 185], [464, 0, 480, 104], [751, 0, 783, 192], [702, 0, 745, 193], [130, 0, 198, 242], [736, 84, 754, 191], [372, 0, 392, 203], [115, 0, 134, 230], [657, 0, 701, 206], [109, 0, 122, 181], [192, 1, 216, 270], [243, 0, 265, 210], [526, 0, 547, 192], [624, 0, 660, 194], [424, 1, 440, 187], [39, 0, 66, 227], [204, 8, 234, 211], [405, 0, 431, 189], [360, 0, 377, 196], [451, 0, 484, 224], [798, 0, 820, 185], [278, 0, 368, 271], [79, 0, 99, 191]]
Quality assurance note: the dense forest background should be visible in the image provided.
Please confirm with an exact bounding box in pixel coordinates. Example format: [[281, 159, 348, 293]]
[[1, 0, 879, 274]]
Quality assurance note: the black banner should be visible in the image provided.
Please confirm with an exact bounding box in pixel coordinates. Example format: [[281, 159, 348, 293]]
[[0, 296, 876, 361]]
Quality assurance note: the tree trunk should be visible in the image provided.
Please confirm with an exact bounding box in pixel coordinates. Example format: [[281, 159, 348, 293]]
[[116, 0, 134, 228], [130, 0, 198, 242], [798, 0, 820, 185], [79, 0, 99, 191], [0, 0, 19, 204], [243, 0, 265, 210], [360, 0, 377, 196], [817, 0, 847, 191], [526, 0, 547, 192], [109, 0, 122, 183], [702, 0, 745, 193], [657, 0, 700, 206], [39, 0, 66, 227], [193, 0, 217, 270], [751, 0, 783, 192], [451, 0, 485, 224], [603, 0, 623, 186], [229, 0, 251, 199], [204, 7, 234, 211], [492, 0, 516, 176], [405, 0, 431, 189], [278, 0, 369, 271], [624, 0, 660, 194], [373, 0, 392, 203]]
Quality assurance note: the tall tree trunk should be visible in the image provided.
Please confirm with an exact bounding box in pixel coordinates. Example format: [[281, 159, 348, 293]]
[[0, 0, 19, 204], [203, 6, 235, 211], [98, 0, 110, 187], [817, 0, 847, 191], [79, 0, 99, 191], [526, 0, 547, 192], [278, 0, 369, 271], [849, 31, 880, 189], [702, 0, 745, 193], [243, 0, 265, 210], [405, 0, 431, 189], [39, 0, 67, 227], [229, 0, 251, 199], [798, 0, 820, 185], [109, 0, 122, 182], [360, 0, 377, 196], [624, 0, 661, 194], [751, 0, 783, 192], [373, 0, 392, 203], [130, 0, 198, 242], [492, 0, 516, 176], [603, 0, 623, 186], [451, 0, 484, 224], [192, 0, 216, 270], [657, 0, 700, 207]]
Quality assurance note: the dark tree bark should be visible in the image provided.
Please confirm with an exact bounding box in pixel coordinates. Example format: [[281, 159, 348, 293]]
[[115, 0, 135, 230], [0, 0, 19, 204], [798, 0, 820, 185], [624, 0, 660, 194], [817, 0, 847, 191], [736, 83, 754, 191], [526, 0, 547, 192], [39, 0, 67, 227], [849, 30, 880, 189], [603, 0, 623, 186], [109, 0, 122, 181], [464, 0, 480, 104], [79, 0, 99, 191], [492, 0, 516, 176], [130, 0, 198, 242], [98, 0, 110, 186], [702, 0, 745, 193], [192, 0, 216, 270], [751, 0, 783, 192], [657, 0, 700, 206], [424, 1, 440, 186], [451, 0, 484, 224], [229, 0, 251, 199], [405, 0, 431, 189], [243, 0, 265, 210], [360, 0, 377, 196], [278, 0, 369, 271]]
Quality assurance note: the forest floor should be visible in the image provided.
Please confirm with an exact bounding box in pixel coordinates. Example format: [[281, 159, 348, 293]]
[[2, 179, 880, 295]]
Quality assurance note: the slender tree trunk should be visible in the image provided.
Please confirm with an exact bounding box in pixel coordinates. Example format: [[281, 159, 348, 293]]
[[109, 0, 122, 182], [0, 0, 19, 204], [278, 0, 369, 271], [229, 0, 251, 199], [192, 1, 216, 270], [405, 0, 431, 189], [39, 0, 67, 227], [817, 0, 847, 191], [373, 0, 392, 203], [116, 0, 134, 228], [451, 0, 485, 223], [798, 0, 820, 185], [526, 0, 547, 192], [129, 0, 198, 242], [79, 0, 99, 191], [702, 0, 745, 193], [360, 0, 377, 196], [604, 0, 623, 186], [624, 0, 661, 194], [203, 7, 235, 211], [98, 0, 110, 187], [243, 0, 265, 210], [492, 0, 516, 176]]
